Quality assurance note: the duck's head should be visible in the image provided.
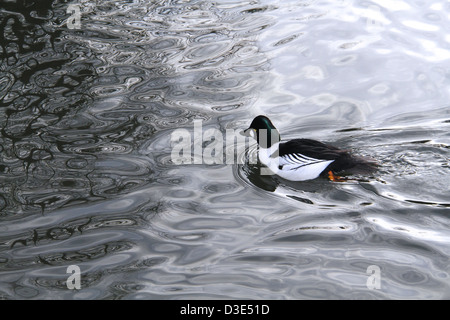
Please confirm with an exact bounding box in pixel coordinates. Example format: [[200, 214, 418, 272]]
[[243, 115, 280, 148]]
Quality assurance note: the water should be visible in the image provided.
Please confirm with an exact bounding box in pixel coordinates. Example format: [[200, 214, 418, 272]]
[[0, 0, 449, 300]]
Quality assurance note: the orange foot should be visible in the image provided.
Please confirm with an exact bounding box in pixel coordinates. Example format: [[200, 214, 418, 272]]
[[328, 170, 347, 182]]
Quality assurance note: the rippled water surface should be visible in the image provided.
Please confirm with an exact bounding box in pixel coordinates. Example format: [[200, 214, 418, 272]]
[[1, 0, 450, 299]]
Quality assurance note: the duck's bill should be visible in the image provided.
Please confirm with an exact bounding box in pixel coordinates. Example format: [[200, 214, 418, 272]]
[[241, 128, 252, 137]]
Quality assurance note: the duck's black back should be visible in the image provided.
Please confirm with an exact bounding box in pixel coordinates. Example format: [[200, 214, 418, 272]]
[[279, 139, 375, 173], [279, 139, 344, 160]]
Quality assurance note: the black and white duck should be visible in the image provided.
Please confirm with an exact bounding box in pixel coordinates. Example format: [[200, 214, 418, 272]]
[[243, 115, 377, 181]]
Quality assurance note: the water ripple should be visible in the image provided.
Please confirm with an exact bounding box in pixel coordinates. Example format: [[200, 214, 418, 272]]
[[1, 0, 450, 300]]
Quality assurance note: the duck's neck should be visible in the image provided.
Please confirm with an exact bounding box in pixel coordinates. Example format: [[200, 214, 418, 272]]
[[257, 129, 280, 148]]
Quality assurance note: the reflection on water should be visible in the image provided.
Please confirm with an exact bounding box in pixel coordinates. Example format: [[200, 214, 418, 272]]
[[1, 0, 450, 299]]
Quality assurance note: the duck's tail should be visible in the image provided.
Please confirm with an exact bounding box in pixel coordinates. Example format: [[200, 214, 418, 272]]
[[350, 155, 379, 174], [329, 152, 378, 175]]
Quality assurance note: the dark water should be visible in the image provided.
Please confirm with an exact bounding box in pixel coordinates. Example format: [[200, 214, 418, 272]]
[[0, 0, 449, 299]]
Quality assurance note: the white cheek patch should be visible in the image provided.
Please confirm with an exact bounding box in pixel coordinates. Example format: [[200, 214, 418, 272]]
[[249, 129, 256, 139]]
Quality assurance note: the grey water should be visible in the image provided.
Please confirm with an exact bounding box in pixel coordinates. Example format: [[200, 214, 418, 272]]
[[0, 0, 449, 299]]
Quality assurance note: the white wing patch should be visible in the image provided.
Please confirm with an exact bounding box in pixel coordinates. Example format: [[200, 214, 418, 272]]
[[274, 153, 335, 181], [259, 146, 335, 181], [278, 153, 329, 170]]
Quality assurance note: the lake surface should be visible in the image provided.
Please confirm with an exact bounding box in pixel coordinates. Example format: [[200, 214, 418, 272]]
[[0, 0, 449, 299]]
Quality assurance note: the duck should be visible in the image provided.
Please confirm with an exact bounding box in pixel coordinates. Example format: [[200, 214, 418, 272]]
[[243, 115, 376, 181]]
